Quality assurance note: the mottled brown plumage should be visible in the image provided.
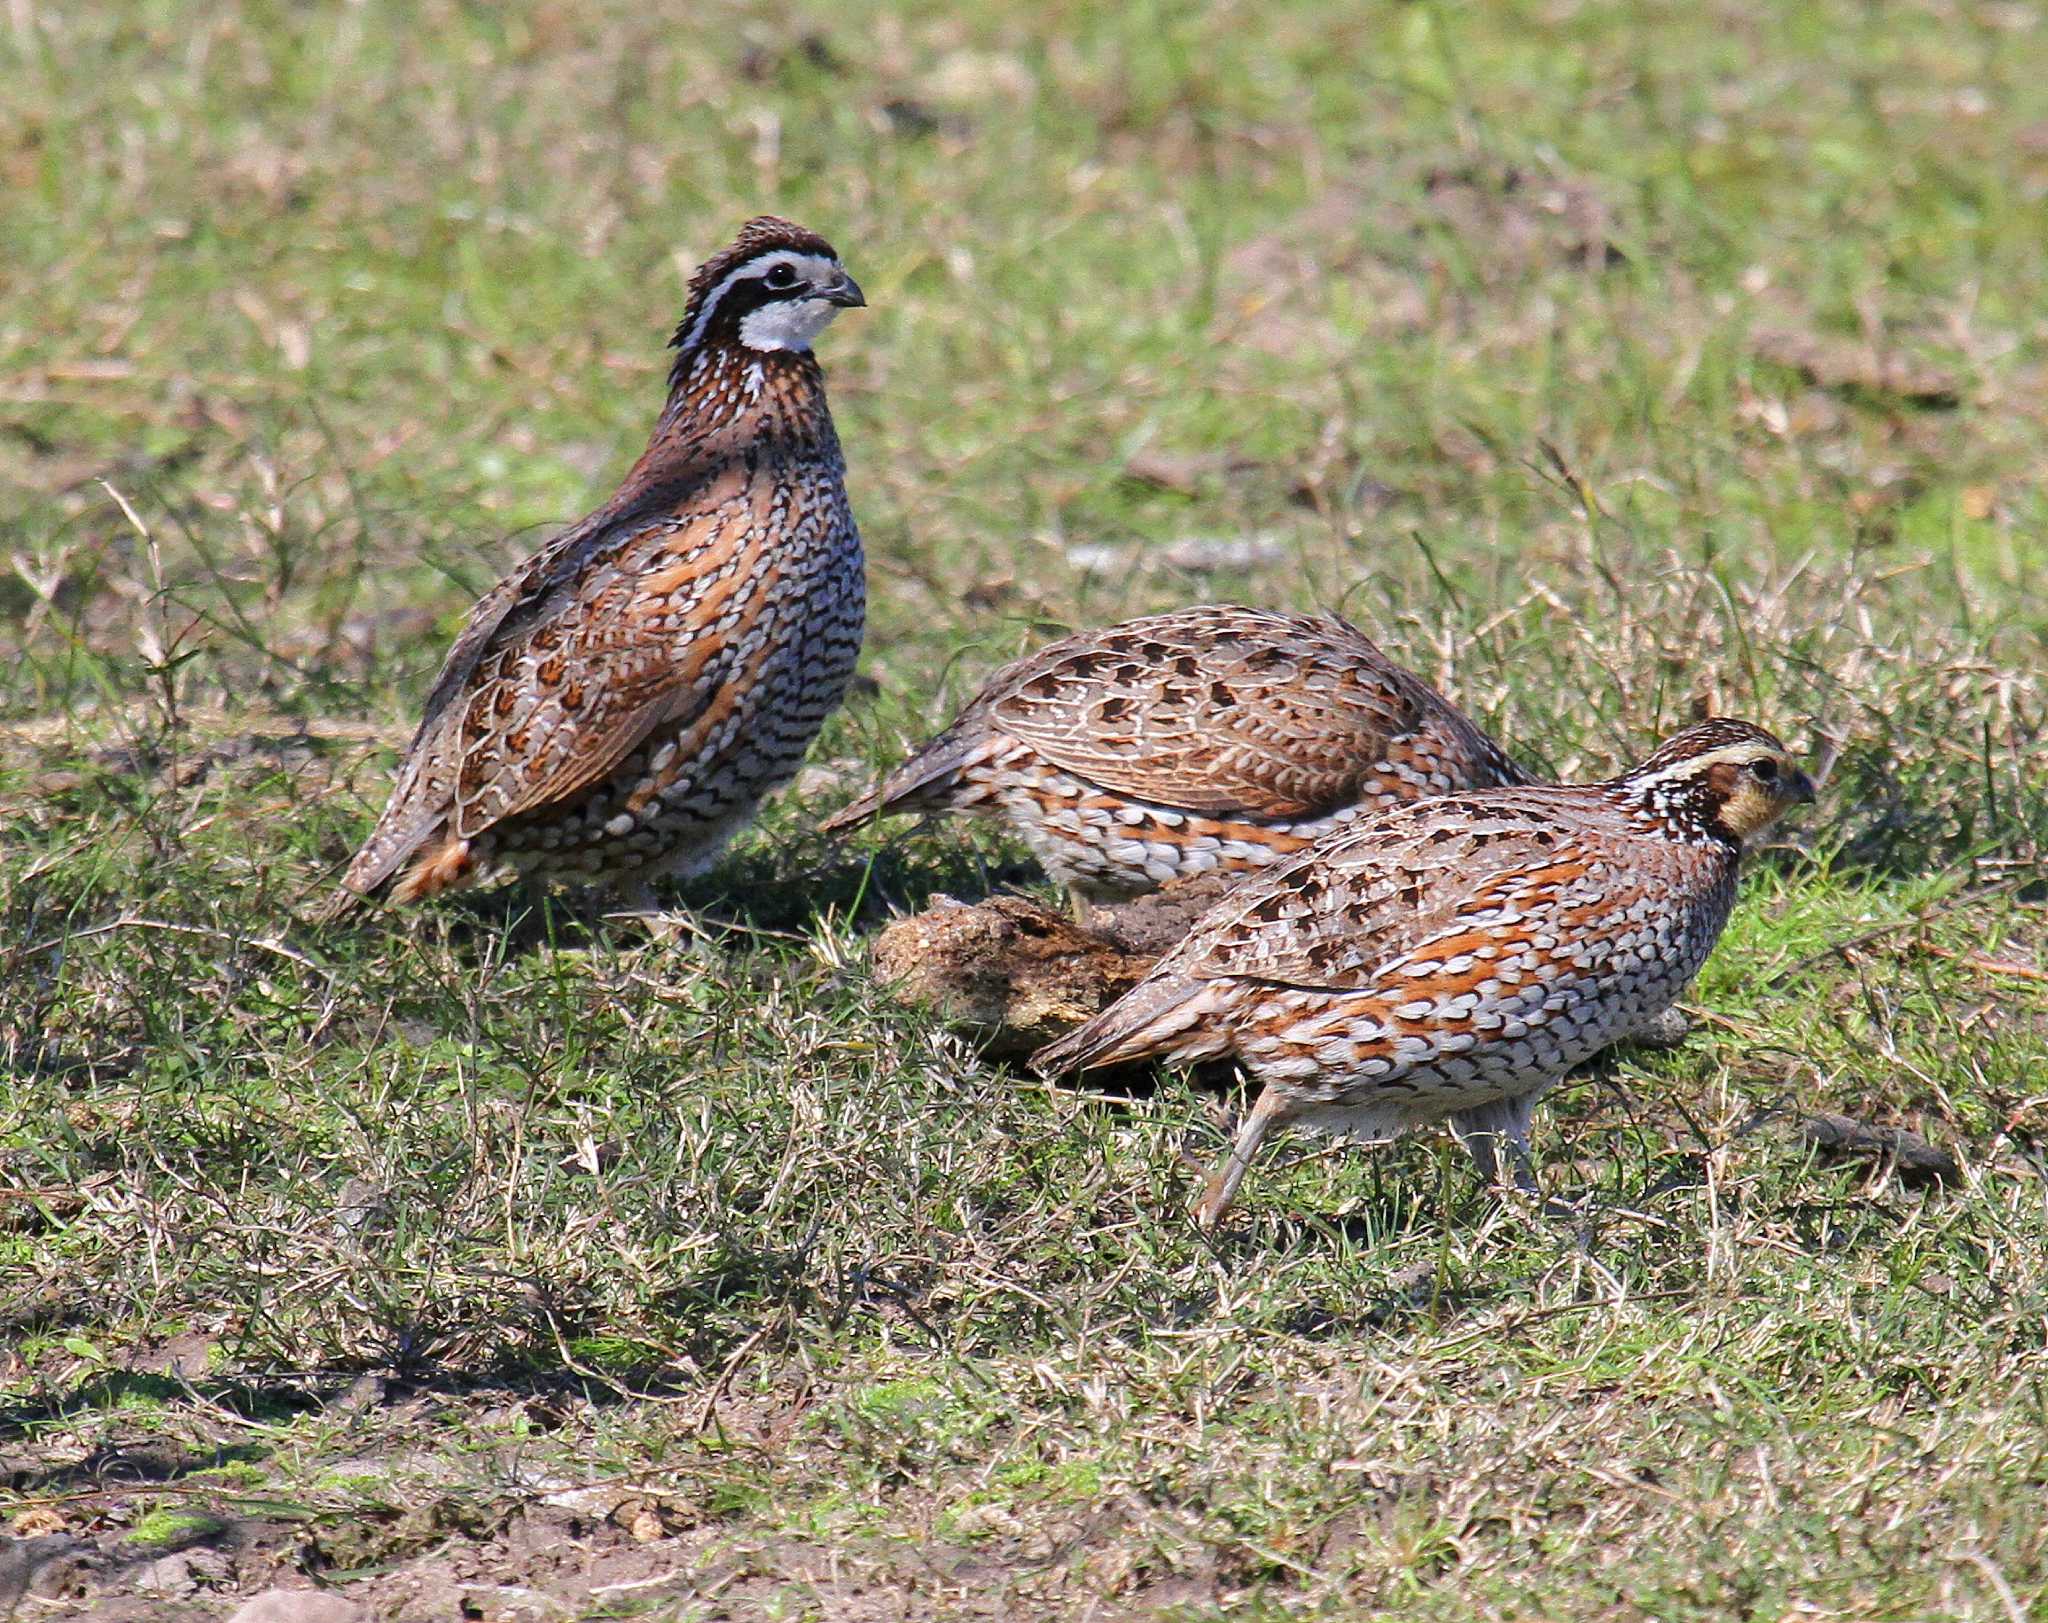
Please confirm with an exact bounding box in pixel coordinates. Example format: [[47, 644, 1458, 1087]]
[[323, 217, 867, 916], [824, 605, 1531, 902], [1034, 719, 1817, 1228]]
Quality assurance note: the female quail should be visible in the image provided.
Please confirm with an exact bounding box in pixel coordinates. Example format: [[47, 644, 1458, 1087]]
[[823, 604, 1531, 906], [1033, 718, 1817, 1227], [325, 217, 867, 915]]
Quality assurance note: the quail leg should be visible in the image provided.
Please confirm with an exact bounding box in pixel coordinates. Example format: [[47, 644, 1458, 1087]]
[[1195, 1082, 1288, 1230], [616, 880, 664, 918], [1450, 1094, 1541, 1195], [603, 881, 712, 946]]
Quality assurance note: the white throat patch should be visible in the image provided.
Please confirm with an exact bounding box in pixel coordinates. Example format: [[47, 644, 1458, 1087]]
[[1628, 745, 1762, 796], [738, 297, 843, 353]]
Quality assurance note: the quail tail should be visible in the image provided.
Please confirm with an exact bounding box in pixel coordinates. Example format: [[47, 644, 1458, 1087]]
[[307, 884, 372, 925], [1030, 975, 1232, 1077], [821, 726, 986, 836]]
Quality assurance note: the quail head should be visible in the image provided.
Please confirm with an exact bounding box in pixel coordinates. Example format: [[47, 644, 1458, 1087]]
[[1033, 719, 1817, 1229], [321, 216, 868, 918]]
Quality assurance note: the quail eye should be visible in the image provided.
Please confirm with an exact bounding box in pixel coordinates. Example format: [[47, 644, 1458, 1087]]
[[1753, 758, 1780, 784], [763, 263, 800, 291]]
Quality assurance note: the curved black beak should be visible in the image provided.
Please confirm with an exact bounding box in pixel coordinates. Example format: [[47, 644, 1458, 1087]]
[[822, 271, 866, 309], [1787, 768, 1818, 805]]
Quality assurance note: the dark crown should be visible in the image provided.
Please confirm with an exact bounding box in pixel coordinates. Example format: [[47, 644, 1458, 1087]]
[[1619, 718, 1790, 782]]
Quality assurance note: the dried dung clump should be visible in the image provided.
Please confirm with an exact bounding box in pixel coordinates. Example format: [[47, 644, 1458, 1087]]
[[872, 895, 1147, 1055]]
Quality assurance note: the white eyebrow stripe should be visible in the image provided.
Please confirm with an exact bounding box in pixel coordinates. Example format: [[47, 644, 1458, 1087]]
[[674, 250, 838, 353], [1627, 745, 1764, 791]]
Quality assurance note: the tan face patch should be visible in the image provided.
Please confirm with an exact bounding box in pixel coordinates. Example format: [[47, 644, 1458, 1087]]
[[1712, 755, 1803, 842]]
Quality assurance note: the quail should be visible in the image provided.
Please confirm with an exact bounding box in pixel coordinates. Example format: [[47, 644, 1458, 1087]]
[[823, 604, 1531, 908], [1033, 719, 1817, 1228], [322, 217, 867, 916]]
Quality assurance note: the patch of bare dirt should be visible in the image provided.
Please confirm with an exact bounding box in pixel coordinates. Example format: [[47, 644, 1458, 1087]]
[[5, 1486, 1245, 1622], [0, 1517, 299, 1623]]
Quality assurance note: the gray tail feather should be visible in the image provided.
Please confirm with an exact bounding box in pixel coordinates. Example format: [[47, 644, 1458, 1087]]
[[819, 728, 982, 836], [305, 823, 420, 924], [306, 816, 429, 924], [1031, 976, 1225, 1077], [305, 880, 375, 925], [818, 779, 897, 835]]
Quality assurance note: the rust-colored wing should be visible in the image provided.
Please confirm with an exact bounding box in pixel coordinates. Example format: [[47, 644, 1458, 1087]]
[[342, 474, 761, 894], [339, 516, 608, 897], [1034, 786, 1696, 1076], [449, 489, 772, 836], [1154, 788, 1650, 993], [984, 605, 1523, 819]]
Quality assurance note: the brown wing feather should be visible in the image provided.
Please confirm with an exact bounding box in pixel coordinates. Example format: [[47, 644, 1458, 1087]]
[[450, 486, 765, 835], [986, 605, 1515, 819], [339, 518, 609, 896], [818, 716, 987, 832], [341, 471, 754, 893], [1037, 788, 1648, 1076], [1152, 788, 1626, 991]]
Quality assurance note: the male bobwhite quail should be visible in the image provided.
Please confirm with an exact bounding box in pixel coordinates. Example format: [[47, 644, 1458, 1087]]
[[822, 604, 1531, 906], [322, 217, 867, 917], [1033, 718, 1816, 1228]]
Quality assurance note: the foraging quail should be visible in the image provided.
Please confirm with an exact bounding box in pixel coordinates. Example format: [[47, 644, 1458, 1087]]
[[323, 217, 867, 916], [823, 605, 1531, 906], [1033, 719, 1817, 1228]]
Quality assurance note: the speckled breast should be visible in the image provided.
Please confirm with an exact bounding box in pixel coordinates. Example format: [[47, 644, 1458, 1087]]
[[490, 482, 863, 885]]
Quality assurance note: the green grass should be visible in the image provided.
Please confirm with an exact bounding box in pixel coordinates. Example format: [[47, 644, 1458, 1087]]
[[3, 0, 2046, 1617]]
